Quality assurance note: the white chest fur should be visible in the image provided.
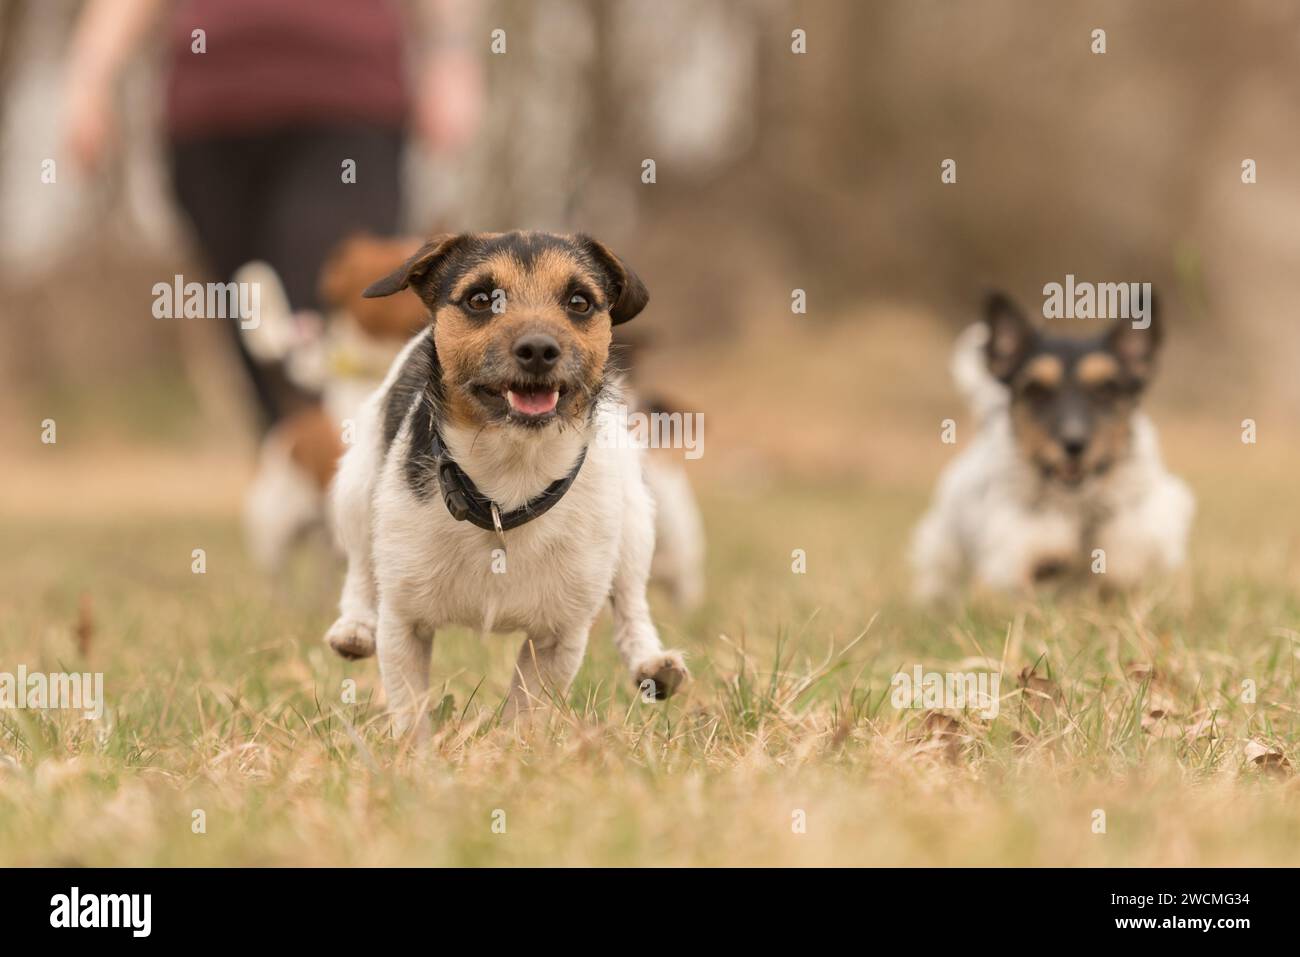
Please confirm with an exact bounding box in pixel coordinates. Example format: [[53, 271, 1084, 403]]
[[371, 429, 628, 635]]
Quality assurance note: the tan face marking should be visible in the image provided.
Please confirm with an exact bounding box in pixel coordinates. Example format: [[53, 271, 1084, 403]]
[[1009, 351, 1137, 482], [1076, 351, 1120, 388], [433, 243, 614, 429], [1018, 354, 1064, 390], [1010, 402, 1064, 471], [1087, 413, 1133, 472]]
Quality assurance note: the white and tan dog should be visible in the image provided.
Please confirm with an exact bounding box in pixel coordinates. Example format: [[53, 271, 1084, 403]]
[[325, 231, 689, 733], [911, 290, 1194, 600]]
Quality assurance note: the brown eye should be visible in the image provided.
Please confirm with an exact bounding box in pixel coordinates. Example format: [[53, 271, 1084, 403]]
[[568, 293, 591, 314], [467, 291, 492, 312]]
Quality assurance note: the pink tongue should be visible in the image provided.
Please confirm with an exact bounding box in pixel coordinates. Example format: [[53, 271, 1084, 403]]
[[509, 389, 558, 415]]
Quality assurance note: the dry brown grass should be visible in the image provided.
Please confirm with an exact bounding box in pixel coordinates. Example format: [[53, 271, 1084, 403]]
[[2, 475, 1298, 865], [2, 316, 1297, 866]]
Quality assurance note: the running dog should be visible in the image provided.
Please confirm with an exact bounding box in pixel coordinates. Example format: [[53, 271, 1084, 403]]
[[325, 231, 690, 732], [242, 238, 707, 612]]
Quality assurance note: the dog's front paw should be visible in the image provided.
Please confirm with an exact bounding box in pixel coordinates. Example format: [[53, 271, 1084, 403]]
[[634, 651, 690, 701], [325, 616, 376, 660]]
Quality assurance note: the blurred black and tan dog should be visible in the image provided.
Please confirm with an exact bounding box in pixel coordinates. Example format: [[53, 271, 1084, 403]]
[[911, 289, 1193, 599]]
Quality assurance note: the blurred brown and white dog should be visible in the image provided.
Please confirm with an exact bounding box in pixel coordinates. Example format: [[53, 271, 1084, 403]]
[[324, 231, 690, 730], [910, 290, 1193, 599], [239, 235, 429, 573], [240, 235, 705, 614]]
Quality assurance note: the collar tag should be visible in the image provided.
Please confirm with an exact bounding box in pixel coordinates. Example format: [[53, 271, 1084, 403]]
[[490, 502, 507, 553]]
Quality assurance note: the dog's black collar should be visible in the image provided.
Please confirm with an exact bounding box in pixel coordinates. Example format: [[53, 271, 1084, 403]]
[[431, 431, 587, 535]]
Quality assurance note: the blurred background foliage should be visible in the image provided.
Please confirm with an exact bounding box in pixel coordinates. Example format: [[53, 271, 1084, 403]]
[[1, 0, 1299, 463]]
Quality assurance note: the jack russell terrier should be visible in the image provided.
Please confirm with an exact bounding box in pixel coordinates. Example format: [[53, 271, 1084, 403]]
[[241, 237, 706, 612], [911, 289, 1194, 599], [325, 231, 690, 732]]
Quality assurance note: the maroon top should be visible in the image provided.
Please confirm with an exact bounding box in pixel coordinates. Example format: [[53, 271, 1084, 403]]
[[164, 0, 409, 140]]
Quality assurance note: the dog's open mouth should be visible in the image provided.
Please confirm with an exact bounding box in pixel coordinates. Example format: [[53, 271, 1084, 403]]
[[470, 379, 573, 425], [505, 386, 560, 417]]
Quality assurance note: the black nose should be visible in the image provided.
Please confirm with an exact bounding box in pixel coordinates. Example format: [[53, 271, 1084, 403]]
[[1063, 438, 1088, 459], [512, 334, 561, 375]]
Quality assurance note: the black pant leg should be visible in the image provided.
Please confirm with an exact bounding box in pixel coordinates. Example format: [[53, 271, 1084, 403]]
[[169, 135, 305, 431], [258, 126, 406, 313]]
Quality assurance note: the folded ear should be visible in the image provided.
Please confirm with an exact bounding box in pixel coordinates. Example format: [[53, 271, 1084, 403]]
[[578, 235, 649, 325], [983, 291, 1036, 382], [362, 233, 466, 301], [1104, 287, 1163, 382]]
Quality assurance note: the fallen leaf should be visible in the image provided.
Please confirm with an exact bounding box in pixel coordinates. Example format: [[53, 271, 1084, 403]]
[[1139, 687, 1180, 735], [909, 711, 968, 762], [1244, 740, 1292, 775], [1126, 662, 1157, 682], [1017, 666, 1060, 719], [920, 711, 962, 737]]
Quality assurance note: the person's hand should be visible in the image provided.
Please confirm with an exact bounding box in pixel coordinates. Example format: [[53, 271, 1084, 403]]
[[413, 49, 484, 155], [63, 0, 165, 171], [65, 81, 116, 172]]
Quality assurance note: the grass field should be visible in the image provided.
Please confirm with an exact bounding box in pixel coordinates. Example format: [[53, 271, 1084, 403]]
[[2, 432, 1299, 866]]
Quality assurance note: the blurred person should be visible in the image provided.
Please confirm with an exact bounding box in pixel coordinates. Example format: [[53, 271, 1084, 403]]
[[64, 0, 482, 431]]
